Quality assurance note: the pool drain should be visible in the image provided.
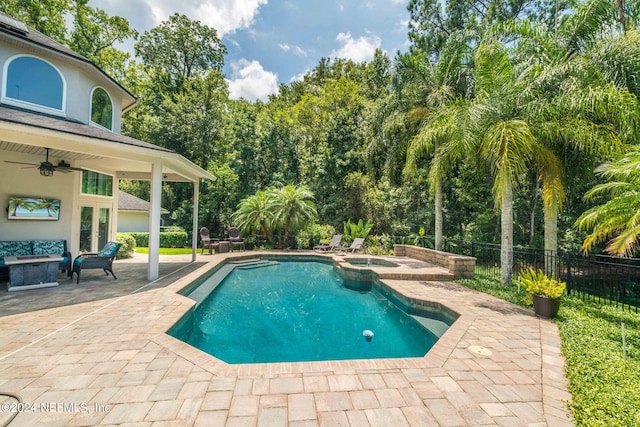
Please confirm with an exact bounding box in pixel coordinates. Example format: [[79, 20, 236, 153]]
[[468, 345, 493, 356], [363, 330, 374, 342]]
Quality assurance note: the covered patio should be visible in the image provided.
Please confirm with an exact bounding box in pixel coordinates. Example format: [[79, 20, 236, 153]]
[[0, 106, 215, 282]]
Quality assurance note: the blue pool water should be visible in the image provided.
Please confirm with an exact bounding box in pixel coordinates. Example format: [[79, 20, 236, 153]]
[[170, 260, 445, 364]]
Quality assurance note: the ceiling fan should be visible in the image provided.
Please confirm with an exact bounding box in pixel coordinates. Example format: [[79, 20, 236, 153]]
[[4, 148, 83, 176]]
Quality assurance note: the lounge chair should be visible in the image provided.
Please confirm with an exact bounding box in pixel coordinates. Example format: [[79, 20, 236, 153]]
[[228, 227, 245, 251], [334, 237, 366, 253], [314, 235, 342, 252], [200, 227, 219, 254], [71, 241, 121, 284]]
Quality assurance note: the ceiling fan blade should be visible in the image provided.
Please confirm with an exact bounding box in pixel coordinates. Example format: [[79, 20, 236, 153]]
[[55, 166, 84, 172], [4, 160, 39, 166]]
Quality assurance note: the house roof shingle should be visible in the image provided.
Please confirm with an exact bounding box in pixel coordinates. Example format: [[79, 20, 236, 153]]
[[0, 104, 173, 153], [118, 190, 169, 213]]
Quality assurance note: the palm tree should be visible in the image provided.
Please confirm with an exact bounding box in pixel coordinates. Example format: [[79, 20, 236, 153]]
[[8, 197, 25, 217], [404, 100, 470, 251], [34, 199, 60, 218], [398, 32, 474, 250], [576, 152, 640, 256], [463, 40, 570, 285], [493, 6, 640, 269], [232, 190, 273, 239], [267, 185, 317, 245]]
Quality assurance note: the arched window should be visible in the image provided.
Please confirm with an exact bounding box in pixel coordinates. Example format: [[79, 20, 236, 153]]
[[90, 87, 113, 130], [2, 55, 65, 113]]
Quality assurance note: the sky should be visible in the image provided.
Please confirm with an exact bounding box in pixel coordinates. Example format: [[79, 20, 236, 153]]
[[92, 0, 411, 101]]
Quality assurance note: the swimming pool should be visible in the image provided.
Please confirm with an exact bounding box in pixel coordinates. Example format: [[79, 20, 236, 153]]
[[169, 258, 455, 364]]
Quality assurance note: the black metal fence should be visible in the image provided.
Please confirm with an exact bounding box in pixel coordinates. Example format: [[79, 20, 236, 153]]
[[438, 238, 640, 312]]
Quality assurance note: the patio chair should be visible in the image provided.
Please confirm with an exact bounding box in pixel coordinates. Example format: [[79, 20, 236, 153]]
[[333, 237, 366, 254], [200, 227, 219, 254], [71, 241, 121, 284], [228, 227, 245, 251], [313, 235, 343, 252]]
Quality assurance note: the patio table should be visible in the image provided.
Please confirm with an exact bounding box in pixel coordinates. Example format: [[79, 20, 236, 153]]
[[4, 254, 63, 291]]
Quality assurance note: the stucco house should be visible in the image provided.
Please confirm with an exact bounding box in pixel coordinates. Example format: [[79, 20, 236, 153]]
[[0, 14, 214, 280], [117, 190, 169, 233]]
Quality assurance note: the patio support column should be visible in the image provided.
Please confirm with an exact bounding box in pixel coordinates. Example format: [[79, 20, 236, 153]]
[[148, 161, 162, 281], [192, 179, 199, 261]]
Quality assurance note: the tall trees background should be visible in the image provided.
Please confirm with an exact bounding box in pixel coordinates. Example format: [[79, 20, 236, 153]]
[[3, 0, 639, 268]]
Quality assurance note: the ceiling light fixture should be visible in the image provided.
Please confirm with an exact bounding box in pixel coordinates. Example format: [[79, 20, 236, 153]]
[[39, 165, 54, 177]]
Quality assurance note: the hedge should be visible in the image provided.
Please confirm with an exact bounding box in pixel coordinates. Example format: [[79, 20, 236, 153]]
[[123, 231, 188, 248]]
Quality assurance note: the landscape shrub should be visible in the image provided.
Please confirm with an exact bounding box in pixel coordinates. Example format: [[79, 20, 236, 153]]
[[159, 231, 188, 248], [296, 223, 336, 249], [366, 233, 394, 253], [116, 232, 136, 259], [128, 232, 149, 247], [125, 231, 188, 248], [558, 299, 640, 427]]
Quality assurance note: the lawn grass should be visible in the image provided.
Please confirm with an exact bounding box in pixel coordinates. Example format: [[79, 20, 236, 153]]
[[457, 275, 640, 427], [135, 247, 193, 255]]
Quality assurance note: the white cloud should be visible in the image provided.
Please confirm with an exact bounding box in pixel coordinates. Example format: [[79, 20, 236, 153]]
[[279, 43, 307, 57], [102, 0, 268, 37], [227, 59, 279, 101], [196, 0, 268, 36], [330, 32, 382, 62]]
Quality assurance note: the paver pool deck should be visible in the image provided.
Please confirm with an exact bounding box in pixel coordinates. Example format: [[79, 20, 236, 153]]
[[0, 251, 573, 426]]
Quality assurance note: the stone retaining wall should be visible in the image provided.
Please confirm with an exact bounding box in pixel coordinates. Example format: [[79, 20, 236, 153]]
[[393, 244, 476, 279]]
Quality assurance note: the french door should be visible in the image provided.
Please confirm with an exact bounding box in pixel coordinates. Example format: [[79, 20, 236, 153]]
[[79, 203, 112, 253]]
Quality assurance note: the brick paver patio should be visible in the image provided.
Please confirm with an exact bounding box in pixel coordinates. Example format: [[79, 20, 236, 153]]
[[0, 252, 573, 426]]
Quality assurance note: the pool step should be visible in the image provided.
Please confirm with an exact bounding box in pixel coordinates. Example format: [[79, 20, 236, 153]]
[[188, 263, 235, 305], [235, 260, 279, 270], [227, 258, 262, 265]]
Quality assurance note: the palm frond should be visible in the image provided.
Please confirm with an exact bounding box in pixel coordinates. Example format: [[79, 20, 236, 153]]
[[560, 0, 616, 55], [480, 119, 536, 207]]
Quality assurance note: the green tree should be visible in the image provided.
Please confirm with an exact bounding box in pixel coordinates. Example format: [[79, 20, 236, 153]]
[[198, 162, 240, 237], [232, 190, 273, 239], [0, 0, 69, 42], [252, 96, 299, 187], [69, 0, 137, 65], [406, 0, 572, 57], [493, 3, 640, 266], [150, 71, 230, 169], [267, 185, 318, 245], [459, 40, 565, 285], [576, 152, 640, 256], [401, 32, 474, 250], [134, 13, 226, 95]]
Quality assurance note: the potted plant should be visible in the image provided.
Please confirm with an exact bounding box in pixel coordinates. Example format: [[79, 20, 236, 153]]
[[515, 268, 566, 319]]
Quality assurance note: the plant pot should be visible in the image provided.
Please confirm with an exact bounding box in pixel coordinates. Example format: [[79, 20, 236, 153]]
[[532, 294, 561, 319], [245, 243, 254, 250]]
